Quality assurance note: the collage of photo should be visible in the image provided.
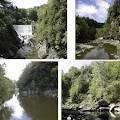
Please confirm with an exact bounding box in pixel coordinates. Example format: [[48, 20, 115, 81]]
[[0, 0, 120, 120]]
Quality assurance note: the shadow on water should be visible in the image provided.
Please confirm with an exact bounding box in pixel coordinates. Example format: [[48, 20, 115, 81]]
[[3, 94, 57, 120], [76, 43, 117, 59], [19, 95, 58, 120]]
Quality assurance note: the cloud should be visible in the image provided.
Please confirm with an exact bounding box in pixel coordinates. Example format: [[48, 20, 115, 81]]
[[76, 0, 110, 23], [76, 4, 98, 20], [10, 0, 48, 8]]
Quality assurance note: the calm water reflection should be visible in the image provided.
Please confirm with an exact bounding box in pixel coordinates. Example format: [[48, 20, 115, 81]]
[[2, 94, 57, 120], [83, 48, 109, 59]]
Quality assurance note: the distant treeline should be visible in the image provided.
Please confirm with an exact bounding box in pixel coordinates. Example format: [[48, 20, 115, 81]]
[[76, 0, 120, 43], [76, 16, 103, 43], [17, 62, 58, 93], [62, 61, 120, 106]]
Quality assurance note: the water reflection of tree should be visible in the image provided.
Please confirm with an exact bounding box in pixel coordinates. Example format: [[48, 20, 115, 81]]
[[18, 95, 58, 120], [0, 107, 13, 120]]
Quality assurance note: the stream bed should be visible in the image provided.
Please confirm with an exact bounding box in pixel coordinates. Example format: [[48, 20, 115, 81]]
[[76, 42, 118, 59]]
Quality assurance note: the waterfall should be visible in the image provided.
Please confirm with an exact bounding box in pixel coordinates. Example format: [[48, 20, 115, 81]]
[[13, 25, 33, 44]]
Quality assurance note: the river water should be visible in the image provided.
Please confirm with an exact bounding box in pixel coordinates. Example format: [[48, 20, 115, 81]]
[[63, 111, 120, 120], [76, 43, 118, 59], [0, 95, 57, 120]]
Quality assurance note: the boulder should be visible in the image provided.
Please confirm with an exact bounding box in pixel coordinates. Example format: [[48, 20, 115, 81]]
[[37, 41, 48, 58], [47, 47, 59, 59], [95, 99, 109, 109]]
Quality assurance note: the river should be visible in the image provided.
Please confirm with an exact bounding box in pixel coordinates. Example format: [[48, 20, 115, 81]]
[[63, 111, 120, 120], [0, 94, 58, 120], [76, 43, 118, 59]]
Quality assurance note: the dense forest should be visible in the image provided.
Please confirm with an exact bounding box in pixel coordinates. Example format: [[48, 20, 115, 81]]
[[35, 0, 67, 58], [0, 64, 14, 106], [76, 0, 120, 43], [76, 17, 103, 43], [0, 0, 67, 58], [62, 61, 120, 108], [17, 62, 58, 98], [0, 0, 21, 58]]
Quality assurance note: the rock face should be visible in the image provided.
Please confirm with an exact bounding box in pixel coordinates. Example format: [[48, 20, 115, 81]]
[[37, 40, 59, 59], [109, 17, 120, 40], [37, 41, 48, 58], [47, 47, 59, 59]]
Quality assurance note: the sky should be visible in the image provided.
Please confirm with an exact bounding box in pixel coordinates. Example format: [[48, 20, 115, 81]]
[[0, 60, 31, 81], [61, 60, 92, 73], [10, 0, 48, 8], [76, 0, 114, 23]]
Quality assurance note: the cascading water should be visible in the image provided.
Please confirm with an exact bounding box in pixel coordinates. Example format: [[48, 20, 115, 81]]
[[13, 25, 34, 58], [13, 25, 33, 44]]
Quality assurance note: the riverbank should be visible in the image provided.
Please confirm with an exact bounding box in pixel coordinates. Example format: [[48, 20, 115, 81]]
[[3, 94, 58, 120], [19, 89, 58, 99], [62, 100, 120, 120], [76, 39, 120, 59]]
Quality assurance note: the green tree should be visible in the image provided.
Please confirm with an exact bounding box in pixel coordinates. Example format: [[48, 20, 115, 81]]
[[0, 64, 14, 105], [17, 62, 58, 92]]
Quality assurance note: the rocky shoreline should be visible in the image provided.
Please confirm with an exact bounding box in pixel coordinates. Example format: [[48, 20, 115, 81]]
[[76, 39, 120, 59], [62, 100, 120, 114], [62, 99, 120, 119], [19, 89, 58, 99]]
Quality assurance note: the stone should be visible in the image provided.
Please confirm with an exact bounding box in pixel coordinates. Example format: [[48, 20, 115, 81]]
[[95, 99, 109, 109], [37, 41, 48, 58], [47, 47, 59, 59]]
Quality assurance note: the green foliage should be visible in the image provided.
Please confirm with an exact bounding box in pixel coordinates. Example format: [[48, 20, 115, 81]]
[[62, 65, 93, 104], [96, 24, 110, 38], [0, 64, 14, 105], [36, 0, 67, 58], [0, 6, 21, 58], [96, 0, 120, 39], [17, 62, 58, 92], [62, 61, 120, 105], [76, 16, 103, 43], [107, 0, 120, 22], [13, 8, 38, 25]]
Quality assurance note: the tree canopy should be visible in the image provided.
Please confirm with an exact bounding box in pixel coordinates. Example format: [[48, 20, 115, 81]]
[[36, 0, 67, 58], [62, 61, 120, 105], [0, 0, 22, 58], [76, 16, 103, 43], [17, 62, 58, 92], [0, 64, 14, 105]]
